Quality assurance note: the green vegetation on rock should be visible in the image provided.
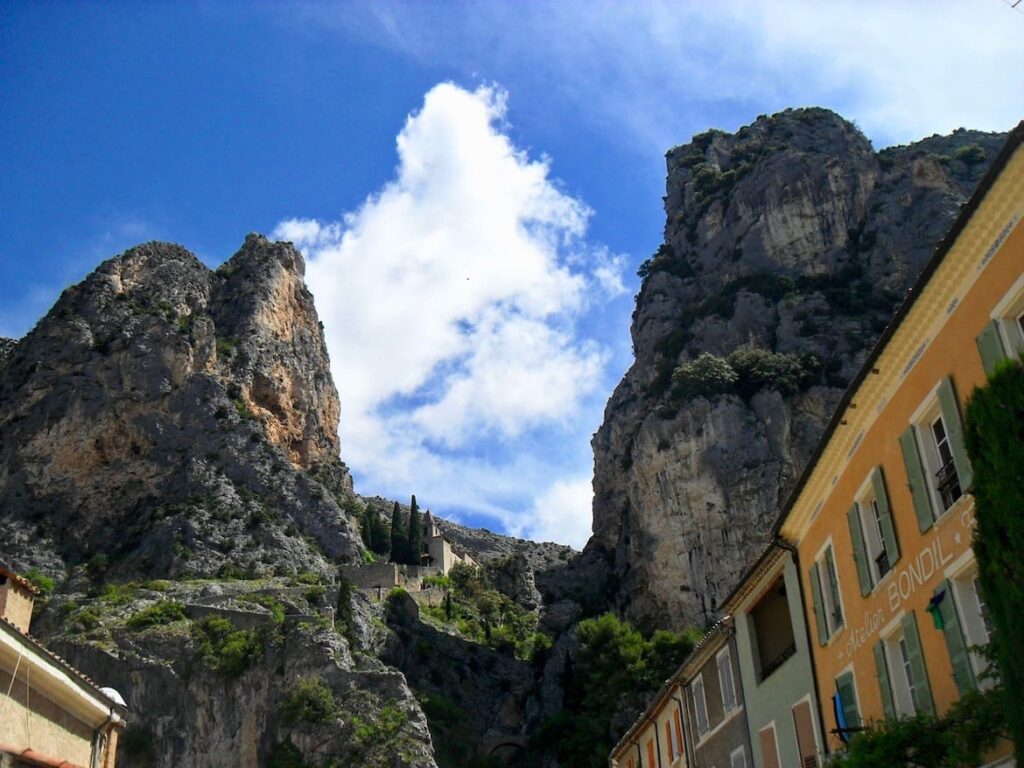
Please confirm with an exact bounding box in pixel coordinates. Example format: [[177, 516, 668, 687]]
[[280, 677, 337, 725], [190, 615, 263, 678], [127, 600, 186, 630]]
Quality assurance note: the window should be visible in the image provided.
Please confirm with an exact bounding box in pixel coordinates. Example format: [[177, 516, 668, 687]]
[[874, 612, 934, 719], [730, 746, 748, 768], [848, 468, 900, 596], [717, 646, 737, 712], [810, 544, 843, 644], [749, 576, 796, 680], [938, 571, 995, 691], [673, 707, 684, 758], [665, 720, 675, 762], [758, 724, 781, 768], [833, 670, 861, 737], [978, 273, 1024, 374], [646, 738, 656, 767], [692, 674, 710, 736], [900, 378, 973, 532]]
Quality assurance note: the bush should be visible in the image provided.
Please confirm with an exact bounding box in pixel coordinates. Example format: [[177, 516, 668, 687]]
[[280, 677, 336, 725], [267, 738, 310, 768], [727, 346, 816, 399], [22, 567, 55, 595], [350, 701, 407, 747], [191, 616, 263, 677], [953, 143, 986, 166], [671, 353, 737, 401], [964, 355, 1024, 748], [127, 601, 186, 630], [831, 686, 1006, 767], [143, 579, 173, 592], [421, 573, 451, 589]]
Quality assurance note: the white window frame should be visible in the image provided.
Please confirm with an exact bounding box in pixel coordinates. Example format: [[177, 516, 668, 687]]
[[948, 561, 995, 687], [692, 673, 710, 736], [853, 475, 891, 588], [717, 646, 738, 713], [881, 626, 917, 717], [991, 272, 1024, 356], [909, 389, 963, 516], [730, 745, 748, 768], [813, 539, 845, 638]]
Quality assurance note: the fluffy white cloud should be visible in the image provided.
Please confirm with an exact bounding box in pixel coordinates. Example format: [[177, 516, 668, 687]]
[[275, 83, 619, 548], [517, 477, 595, 550]]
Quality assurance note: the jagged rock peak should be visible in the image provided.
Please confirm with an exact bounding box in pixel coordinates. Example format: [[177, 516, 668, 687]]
[[0, 236, 359, 581], [590, 112, 1005, 629]]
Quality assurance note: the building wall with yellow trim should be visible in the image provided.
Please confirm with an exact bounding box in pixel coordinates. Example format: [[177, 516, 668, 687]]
[[781, 139, 1022, 758]]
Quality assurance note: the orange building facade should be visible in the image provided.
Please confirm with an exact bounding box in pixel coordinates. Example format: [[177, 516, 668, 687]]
[[776, 123, 1022, 763]]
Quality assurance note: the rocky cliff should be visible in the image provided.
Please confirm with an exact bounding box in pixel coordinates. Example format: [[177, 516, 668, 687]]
[[589, 109, 1006, 629], [0, 235, 361, 581]]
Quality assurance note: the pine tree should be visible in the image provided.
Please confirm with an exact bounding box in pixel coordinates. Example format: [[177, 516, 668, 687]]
[[406, 494, 422, 566], [389, 502, 406, 564]]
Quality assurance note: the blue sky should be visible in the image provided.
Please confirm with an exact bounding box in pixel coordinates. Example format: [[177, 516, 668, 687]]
[[2, 2, 1022, 547]]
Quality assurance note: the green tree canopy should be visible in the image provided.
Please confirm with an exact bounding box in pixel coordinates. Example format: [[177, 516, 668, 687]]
[[389, 501, 407, 564], [965, 355, 1024, 749], [406, 494, 422, 566]]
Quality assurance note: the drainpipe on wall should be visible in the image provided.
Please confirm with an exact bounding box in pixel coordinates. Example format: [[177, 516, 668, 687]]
[[774, 536, 829, 765], [90, 709, 123, 768]]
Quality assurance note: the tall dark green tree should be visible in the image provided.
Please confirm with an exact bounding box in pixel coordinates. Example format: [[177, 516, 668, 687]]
[[406, 495, 422, 566], [369, 510, 391, 556], [389, 502, 406, 564], [965, 355, 1024, 750]]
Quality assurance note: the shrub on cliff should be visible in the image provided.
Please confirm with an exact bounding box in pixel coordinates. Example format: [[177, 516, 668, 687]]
[[191, 616, 263, 677], [727, 346, 817, 399], [127, 600, 186, 630], [965, 355, 1024, 748], [280, 677, 336, 725], [671, 353, 737, 401]]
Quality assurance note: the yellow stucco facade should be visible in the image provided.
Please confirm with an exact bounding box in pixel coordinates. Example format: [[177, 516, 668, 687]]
[[779, 130, 1023, 759]]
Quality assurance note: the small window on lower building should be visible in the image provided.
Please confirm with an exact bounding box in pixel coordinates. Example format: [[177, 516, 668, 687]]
[[730, 746, 748, 768], [717, 646, 738, 712], [692, 674, 710, 736]]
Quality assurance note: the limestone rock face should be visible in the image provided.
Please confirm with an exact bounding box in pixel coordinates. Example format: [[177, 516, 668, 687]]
[[0, 235, 361, 580], [589, 109, 1005, 628]]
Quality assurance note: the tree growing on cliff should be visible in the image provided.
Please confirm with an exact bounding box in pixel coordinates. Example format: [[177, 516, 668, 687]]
[[368, 510, 390, 556], [389, 502, 406, 564], [406, 495, 422, 566], [965, 354, 1024, 748]]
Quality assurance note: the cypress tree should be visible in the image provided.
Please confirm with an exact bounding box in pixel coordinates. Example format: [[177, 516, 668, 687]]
[[370, 510, 391, 556], [389, 502, 406, 564], [964, 356, 1024, 749], [406, 494, 422, 566]]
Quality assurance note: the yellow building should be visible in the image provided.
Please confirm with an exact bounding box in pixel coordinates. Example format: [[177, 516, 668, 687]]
[[775, 120, 1023, 762], [609, 674, 688, 768], [0, 565, 127, 768]]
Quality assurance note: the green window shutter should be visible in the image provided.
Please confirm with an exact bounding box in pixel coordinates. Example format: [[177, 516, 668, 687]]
[[975, 320, 1007, 376], [901, 611, 936, 716], [871, 467, 900, 566], [809, 562, 827, 646], [847, 504, 872, 596], [873, 640, 895, 719], [899, 426, 934, 532], [936, 581, 976, 695], [825, 547, 843, 628], [836, 671, 861, 729], [936, 377, 974, 493]]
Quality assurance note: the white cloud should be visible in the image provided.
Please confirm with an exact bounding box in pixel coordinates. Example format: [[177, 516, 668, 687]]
[[295, 0, 1024, 151], [518, 477, 595, 550], [275, 82, 622, 546]]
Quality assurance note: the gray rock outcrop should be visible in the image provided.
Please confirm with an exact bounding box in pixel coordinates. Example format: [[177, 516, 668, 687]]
[[0, 235, 361, 581], [588, 109, 1005, 628]]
